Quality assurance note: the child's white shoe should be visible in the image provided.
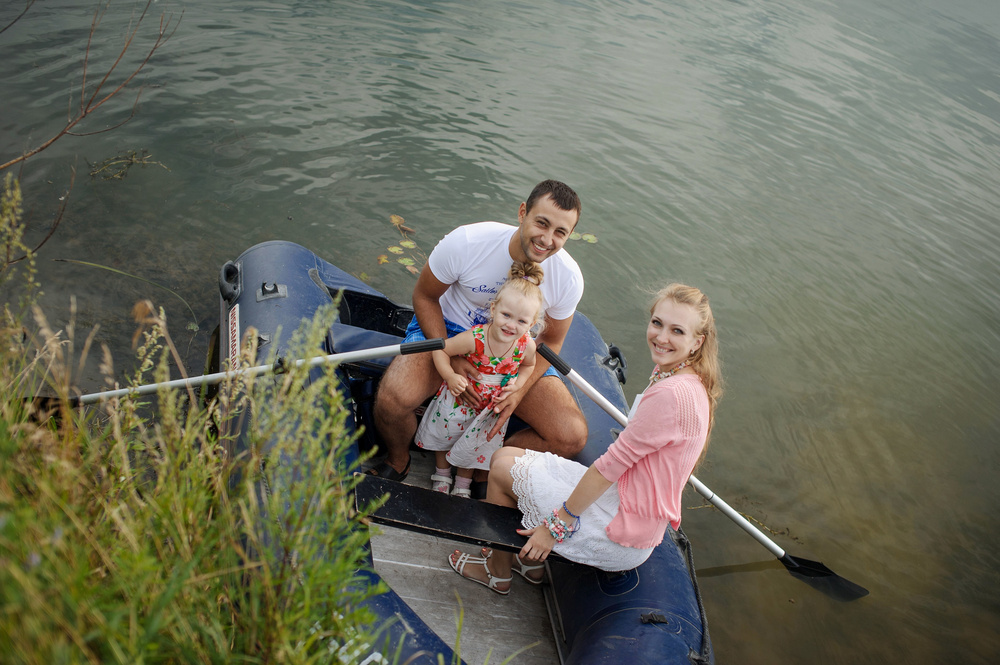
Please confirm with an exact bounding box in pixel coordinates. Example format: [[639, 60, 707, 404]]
[[430, 473, 453, 493], [451, 486, 472, 498]]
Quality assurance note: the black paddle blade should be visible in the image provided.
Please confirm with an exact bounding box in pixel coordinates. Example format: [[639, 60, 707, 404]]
[[780, 554, 869, 601]]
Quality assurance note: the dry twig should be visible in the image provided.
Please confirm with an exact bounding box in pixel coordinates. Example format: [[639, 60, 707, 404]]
[[0, 0, 182, 172]]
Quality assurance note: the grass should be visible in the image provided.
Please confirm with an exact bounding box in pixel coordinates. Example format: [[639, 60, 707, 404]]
[[0, 173, 523, 665], [0, 174, 407, 665]]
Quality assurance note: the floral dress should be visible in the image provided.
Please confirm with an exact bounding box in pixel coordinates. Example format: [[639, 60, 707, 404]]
[[414, 325, 529, 470]]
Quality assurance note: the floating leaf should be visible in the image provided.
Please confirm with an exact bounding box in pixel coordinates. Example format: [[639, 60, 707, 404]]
[[581, 233, 598, 243], [390, 214, 405, 227], [570, 232, 582, 241], [406, 265, 420, 275], [400, 225, 416, 234], [399, 239, 416, 249], [377, 255, 389, 264], [359, 272, 370, 281], [387, 246, 404, 254], [397, 257, 415, 266]]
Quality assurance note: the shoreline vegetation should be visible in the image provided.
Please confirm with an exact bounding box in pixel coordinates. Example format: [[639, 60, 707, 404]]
[[2, 173, 399, 662], [0, 5, 500, 662], [1, 4, 415, 660]]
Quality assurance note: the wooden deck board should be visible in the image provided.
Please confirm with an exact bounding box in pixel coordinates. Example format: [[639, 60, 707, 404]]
[[367, 450, 560, 665]]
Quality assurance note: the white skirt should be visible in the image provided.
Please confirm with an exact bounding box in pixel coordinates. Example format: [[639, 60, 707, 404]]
[[510, 450, 653, 572], [414, 374, 508, 471]]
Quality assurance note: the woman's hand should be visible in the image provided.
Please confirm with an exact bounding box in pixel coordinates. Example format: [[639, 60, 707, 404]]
[[516, 524, 556, 562]]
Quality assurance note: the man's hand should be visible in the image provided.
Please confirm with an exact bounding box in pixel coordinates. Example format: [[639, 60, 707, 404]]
[[486, 388, 525, 440]]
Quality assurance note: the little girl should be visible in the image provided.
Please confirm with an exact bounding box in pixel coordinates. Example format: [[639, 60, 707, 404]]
[[414, 261, 545, 497]]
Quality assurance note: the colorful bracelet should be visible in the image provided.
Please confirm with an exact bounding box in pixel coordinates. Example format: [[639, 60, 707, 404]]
[[543, 509, 579, 544]]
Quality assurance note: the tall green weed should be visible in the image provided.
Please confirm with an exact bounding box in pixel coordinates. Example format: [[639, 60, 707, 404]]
[[0, 177, 394, 664]]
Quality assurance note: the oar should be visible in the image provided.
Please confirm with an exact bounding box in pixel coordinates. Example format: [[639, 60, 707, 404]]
[[62, 338, 445, 406], [538, 344, 869, 602]]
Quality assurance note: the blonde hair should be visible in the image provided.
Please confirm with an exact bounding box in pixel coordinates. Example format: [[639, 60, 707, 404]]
[[651, 283, 723, 447], [492, 261, 546, 334]]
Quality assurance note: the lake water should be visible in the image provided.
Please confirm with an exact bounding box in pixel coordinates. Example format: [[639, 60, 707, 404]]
[[3, 0, 999, 662]]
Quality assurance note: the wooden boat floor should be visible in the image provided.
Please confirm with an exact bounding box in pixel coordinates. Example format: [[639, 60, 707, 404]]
[[367, 449, 560, 665]]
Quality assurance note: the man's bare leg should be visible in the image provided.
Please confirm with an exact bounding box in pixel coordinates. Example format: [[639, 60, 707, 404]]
[[506, 375, 588, 457], [372, 352, 443, 476]]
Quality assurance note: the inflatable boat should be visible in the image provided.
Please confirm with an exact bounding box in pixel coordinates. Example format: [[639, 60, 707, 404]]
[[216, 240, 714, 664]]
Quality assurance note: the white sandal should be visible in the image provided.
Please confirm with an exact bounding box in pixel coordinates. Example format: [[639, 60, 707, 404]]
[[449, 551, 511, 595], [513, 554, 545, 585], [480, 548, 545, 585], [430, 473, 453, 493], [451, 486, 472, 498]]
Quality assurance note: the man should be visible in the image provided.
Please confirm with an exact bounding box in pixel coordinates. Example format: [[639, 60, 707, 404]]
[[370, 180, 588, 481]]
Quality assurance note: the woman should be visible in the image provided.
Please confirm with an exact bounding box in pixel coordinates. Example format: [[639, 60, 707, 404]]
[[448, 283, 722, 594]]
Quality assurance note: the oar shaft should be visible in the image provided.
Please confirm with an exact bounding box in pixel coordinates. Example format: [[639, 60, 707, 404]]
[[75, 338, 444, 406], [76, 365, 261, 405], [686, 475, 785, 559], [566, 367, 625, 426]]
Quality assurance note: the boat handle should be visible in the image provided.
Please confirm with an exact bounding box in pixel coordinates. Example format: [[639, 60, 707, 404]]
[[219, 261, 241, 304]]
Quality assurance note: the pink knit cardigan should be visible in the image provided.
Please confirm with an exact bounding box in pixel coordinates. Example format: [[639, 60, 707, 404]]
[[593, 373, 709, 549]]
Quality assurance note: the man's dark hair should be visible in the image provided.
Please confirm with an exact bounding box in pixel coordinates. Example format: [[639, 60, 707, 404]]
[[525, 180, 582, 219]]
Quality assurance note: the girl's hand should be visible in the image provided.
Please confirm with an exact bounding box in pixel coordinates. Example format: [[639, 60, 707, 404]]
[[516, 525, 555, 562], [488, 377, 520, 410], [449, 356, 483, 409], [447, 375, 468, 397], [500, 376, 522, 396]]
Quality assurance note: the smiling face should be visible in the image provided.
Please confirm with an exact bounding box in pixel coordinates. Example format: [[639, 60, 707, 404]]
[[647, 298, 705, 370], [513, 193, 578, 263], [488, 290, 542, 350]]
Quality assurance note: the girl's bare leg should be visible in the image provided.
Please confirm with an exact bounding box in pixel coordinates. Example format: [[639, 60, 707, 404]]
[[435, 451, 450, 470]]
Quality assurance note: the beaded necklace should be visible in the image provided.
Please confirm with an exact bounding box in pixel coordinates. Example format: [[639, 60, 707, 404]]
[[648, 360, 691, 386]]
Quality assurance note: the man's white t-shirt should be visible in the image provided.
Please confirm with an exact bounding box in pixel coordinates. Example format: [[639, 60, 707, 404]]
[[427, 222, 584, 329]]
